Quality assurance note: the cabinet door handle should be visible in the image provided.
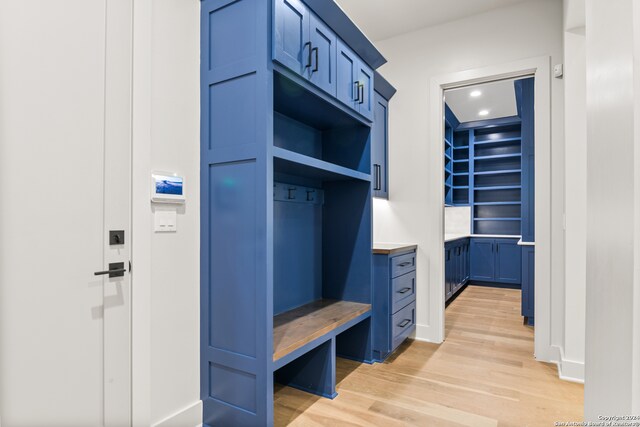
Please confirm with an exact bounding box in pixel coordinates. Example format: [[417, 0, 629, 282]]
[[358, 83, 364, 104], [398, 261, 412, 267], [312, 47, 318, 72], [398, 319, 411, 328], [354, 81, 360, 102], [304, 42, 312, 69], [373, 164, 381, 190], [398, 287, 412, 294]]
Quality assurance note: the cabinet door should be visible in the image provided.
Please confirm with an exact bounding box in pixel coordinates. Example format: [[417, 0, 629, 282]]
[[356, 62, 374, 120], [521, 246, 535, 319], [464, 242, 470, 282], [495, 239, 521, 284], [308, 14, 337, 96], [470, 238, 495, 281], [445, 247, 452, 300], [336, 40, 358, 110], [372, 93, 388, 199], [273, 0, 310, 76], [454, 244, 461, 290]]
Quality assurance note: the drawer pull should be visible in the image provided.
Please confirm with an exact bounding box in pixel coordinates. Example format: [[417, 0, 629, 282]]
[[398, 319, 411, 328], [398, 287, 412, 294], [397, 261, 412, 267]]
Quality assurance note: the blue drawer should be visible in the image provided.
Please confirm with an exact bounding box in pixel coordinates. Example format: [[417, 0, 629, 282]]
[[391, 252, 416, 278], [391, 301, 416, 351], [391, 271, 416, 314]]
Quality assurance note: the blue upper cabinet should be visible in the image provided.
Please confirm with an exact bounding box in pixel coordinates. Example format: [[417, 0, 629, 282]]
[[336, 40, 358, 110], [335, 39, 374, 120], [372, 93, 388, 198], [274, 0, 310, 76], [274, 0, 375, 117], [356, 63, 374, 120], [309, 13, 337, 96]]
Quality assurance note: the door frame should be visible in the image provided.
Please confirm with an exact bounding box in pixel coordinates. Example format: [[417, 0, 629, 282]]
[[431, 56, 554, 362]]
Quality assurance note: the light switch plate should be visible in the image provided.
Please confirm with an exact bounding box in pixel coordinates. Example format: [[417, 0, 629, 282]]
[[154, 209, 177, 232]]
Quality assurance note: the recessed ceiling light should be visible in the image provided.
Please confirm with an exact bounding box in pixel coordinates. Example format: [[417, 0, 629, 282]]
[[470, 90, 482, 97], [478, 109, 489, 116]]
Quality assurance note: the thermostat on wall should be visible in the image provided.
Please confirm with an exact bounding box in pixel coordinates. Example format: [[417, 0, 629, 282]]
[[151, 172, 185, 203]]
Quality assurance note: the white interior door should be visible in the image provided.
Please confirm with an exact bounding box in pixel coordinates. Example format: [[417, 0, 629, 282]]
[[0, 1, 133, 425]]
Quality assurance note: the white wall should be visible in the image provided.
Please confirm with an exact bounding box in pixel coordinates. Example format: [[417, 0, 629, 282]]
[[371, 0, 565, 344], [561, 0, 587, 383], [132, 0, 201, 426], [584, 0, 640, 418]]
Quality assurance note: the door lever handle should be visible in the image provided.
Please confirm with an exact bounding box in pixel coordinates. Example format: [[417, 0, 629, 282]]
[[94, 262, 126, 278]]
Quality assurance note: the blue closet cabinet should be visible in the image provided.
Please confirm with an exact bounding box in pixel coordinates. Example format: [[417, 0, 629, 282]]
[[444, 238, 469, 302], [521, 245, 535, 324], [202, 0, 385, 425], [336, 40, 374, 120], [372, 245, 417, 362], [469, 238, 494, 281], [371, 72, 396, 199], [274, 0, 310, 76], [470, 237, 521, 285], [274, 0, 337, 96]]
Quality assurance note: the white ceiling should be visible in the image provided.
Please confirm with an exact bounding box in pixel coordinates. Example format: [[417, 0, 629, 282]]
[[445, 79, 518, 123], [334, 0, 531, 41]]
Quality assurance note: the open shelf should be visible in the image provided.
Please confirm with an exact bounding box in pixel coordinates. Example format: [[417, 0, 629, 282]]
[[474, 218, 521, 221], [474, 169, 521, 175], [475, 185, 521, 191], [474, 153, 522, 161], [273, 299, 371, 362], [473, 137, 521, 146], [274, 147, 370, 182]]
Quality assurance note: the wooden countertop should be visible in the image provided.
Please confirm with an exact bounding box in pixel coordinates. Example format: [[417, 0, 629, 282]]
[[372, 243, 417, 255], [273, 299, 371, 362]]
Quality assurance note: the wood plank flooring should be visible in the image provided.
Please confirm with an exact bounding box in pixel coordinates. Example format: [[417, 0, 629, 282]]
[[274, 285, 584, 426]]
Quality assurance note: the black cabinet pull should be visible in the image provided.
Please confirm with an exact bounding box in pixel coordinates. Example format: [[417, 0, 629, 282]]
[[304, 42, 312, 69], [398, 319, 411, 328], [358, 83, 364, 104], [373, 164, 381, 190], [312, 47, 318, 72], [398, 287, 411, 294], [398, 261, 412, 267], [354, 81, 360, 102]]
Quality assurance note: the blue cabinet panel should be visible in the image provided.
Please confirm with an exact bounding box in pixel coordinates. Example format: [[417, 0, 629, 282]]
[[391, 301, 416, 350], [372, 92, 388, 199], [444, 238, 469, 302], [518, 77, 535, 242], [495, 238, 522, 284], [357, 62, 374, 120], [521, 246, 535, 321], [336, 40, 358, 110], [391, 270, 416, 314], [309, 13, 337, 96], [470, 238, 495, 281], [274, 0, 309, 76]]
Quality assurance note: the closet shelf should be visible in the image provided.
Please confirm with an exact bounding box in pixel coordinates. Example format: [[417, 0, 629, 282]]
[[474, 153, 522, 161], [473, 137, 522, 146], [453, 145, 469, 149], [273, 299, 371, 364], [273, 147, 370, 182], [474, 169, 521, 175], [474, 201, 522, 206], [474, 185, 521, 191], [474, 218, 521, 221]]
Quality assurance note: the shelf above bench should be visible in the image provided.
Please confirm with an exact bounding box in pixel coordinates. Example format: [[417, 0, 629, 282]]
[[273, 299, 371, 368], [274, 147, 371, 182]]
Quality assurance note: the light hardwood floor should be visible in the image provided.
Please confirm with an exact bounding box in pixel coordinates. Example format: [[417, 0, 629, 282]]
[[274, 285, 584, 426]]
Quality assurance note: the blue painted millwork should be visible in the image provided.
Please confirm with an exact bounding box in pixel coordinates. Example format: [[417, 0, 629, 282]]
[[373, 71, 397, 101], [469, 237, 521, 286], [372, 92, 389, 198], [445, 238, 469, 301], [372, 248, 417, 362], [201, 0, 382, 425], [521, 246, 535, 323]]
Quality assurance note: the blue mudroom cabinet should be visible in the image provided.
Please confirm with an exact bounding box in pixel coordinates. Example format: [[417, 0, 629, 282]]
[[372, 71, 396, 199], [200, 0, 385, 425], [372, 245, 417, 361]]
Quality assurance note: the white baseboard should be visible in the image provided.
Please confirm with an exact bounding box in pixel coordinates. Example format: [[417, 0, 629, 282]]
[[552, 345, 585, 383], [559, 357, 585, 383], [152, 400, 202, 427]]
